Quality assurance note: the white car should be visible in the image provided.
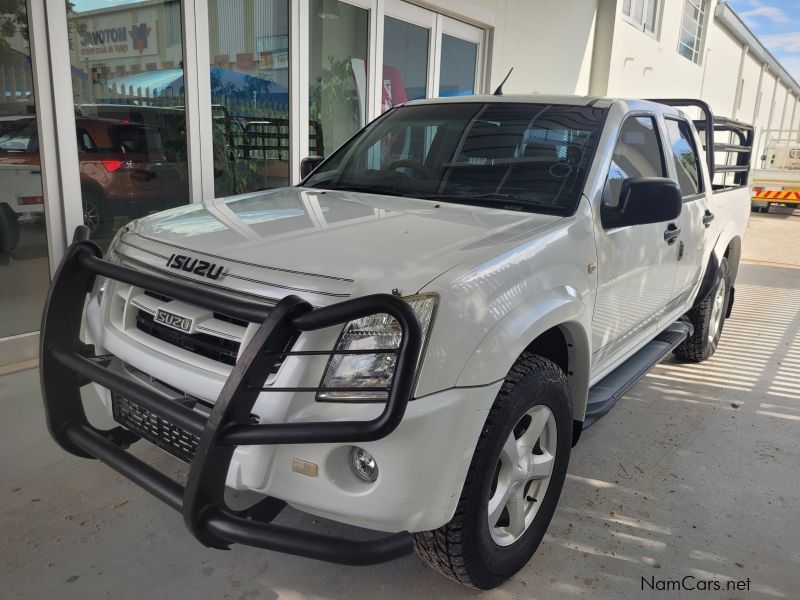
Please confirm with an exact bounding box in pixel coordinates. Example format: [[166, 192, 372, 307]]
[[40, 95, 752, 589]]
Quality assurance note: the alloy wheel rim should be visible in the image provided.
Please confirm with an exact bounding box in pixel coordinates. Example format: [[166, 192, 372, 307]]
[[488, 405, 557, 546], [83, 201, 99, 233], [708, 280, 726, 344]]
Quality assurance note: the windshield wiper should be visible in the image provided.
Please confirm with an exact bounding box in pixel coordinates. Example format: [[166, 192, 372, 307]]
[[312, 182, 411, 197], [416, 192, 564, 215]]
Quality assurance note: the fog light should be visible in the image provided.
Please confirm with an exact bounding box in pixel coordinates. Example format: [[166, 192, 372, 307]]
[[350, 446, 378, 483]]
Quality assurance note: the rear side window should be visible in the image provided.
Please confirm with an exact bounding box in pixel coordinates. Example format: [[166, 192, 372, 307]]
[[113, 124, 165, 159], [605, 116, 665, 207], [77, 128, 98, 153], [665, 119, 702, 197], [0, 119, 36, 153]]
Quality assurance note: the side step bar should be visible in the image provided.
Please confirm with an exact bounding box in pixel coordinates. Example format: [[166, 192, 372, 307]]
[[583, 321, 693, 429]]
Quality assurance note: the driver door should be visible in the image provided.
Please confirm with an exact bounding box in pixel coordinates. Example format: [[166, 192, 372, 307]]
[[592, 115, 681, 369]]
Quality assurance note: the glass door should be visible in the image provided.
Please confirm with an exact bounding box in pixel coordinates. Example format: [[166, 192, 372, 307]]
[[308, 0, 370, 158], [0, 0, 51, 345], [206, 0, 291, 197], [437, 16, 484, 98], [381, 0, 435, 112], [61, 0, 191, 242]]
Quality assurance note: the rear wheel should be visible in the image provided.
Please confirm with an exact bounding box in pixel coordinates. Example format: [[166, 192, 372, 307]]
[[674, 257, 731, 362], [414, 354, 572, 589]]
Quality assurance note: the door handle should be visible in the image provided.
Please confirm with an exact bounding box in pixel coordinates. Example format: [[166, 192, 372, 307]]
[[664, 223, 681, 245], [702, 210, 715, 228]]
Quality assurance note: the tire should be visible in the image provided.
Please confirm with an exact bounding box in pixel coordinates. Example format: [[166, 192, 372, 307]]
[[0, 202, 20, 253], [414, 353, 572, 589], [673, 257, 731, 362], [82, 190, 113, 240]]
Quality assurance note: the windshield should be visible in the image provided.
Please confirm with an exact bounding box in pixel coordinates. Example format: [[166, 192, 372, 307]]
[[304, 102, 608, 215]]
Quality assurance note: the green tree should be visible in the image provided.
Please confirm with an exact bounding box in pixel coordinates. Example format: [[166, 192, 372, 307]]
[[1, 1, 81, 63]]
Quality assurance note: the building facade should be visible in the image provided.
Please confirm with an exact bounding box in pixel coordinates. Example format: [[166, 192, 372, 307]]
[[1, 0, 797, 364]]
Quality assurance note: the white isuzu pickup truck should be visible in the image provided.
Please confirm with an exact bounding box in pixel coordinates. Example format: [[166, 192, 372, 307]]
[[40, 95, 753, 589]]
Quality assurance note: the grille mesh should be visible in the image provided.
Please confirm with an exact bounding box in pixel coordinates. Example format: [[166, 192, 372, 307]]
[[112, 393, 200, 463], [136, 311, 241, 366]]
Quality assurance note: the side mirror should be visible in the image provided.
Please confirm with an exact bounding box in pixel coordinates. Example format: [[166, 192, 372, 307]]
[[300, 156, 324, 180], [602, 177, 682, 228]]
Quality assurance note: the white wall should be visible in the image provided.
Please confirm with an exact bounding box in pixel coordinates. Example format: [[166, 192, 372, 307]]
[[740, 52, 763, 122], [454, 0, 800, 135], [605, 1, 705, 101], [432, 0, 599, 95], [487, 0, 598, 95]]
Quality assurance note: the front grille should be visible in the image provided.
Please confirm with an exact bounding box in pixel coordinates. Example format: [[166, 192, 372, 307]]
[[112, 393, 200, 462], [136, 311, 241, 366]]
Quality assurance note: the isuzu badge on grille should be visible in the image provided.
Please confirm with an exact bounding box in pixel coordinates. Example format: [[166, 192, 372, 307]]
[[154, 308, 193, 333]]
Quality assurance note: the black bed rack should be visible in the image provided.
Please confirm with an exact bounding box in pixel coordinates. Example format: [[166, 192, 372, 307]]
[[649, 98, 754, 188]]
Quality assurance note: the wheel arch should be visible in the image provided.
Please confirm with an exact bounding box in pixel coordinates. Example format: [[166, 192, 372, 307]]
[[455, 288, 592, 424], [722, 235, 742, 283], [79, 179, 106, 202], [695, 233, 742, 308]]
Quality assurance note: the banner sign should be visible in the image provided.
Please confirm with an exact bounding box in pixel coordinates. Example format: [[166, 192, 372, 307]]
[[75, 10, 159, 59]]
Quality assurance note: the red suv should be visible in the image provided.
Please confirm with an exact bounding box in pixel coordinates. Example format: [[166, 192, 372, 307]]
[[0, 115, 188, 244]]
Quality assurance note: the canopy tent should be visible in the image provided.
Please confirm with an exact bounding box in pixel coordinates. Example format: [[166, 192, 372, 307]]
[[103, 67, 289, 108]]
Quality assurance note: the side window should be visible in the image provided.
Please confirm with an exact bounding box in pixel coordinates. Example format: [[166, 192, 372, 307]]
[[0, 119, 36, 152], [665, 119, 702, 197], [76, 129, 96, 153], [605, 116, 665, 208]]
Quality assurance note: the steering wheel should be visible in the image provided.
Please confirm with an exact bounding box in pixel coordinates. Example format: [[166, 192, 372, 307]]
[[385, 159, 434, 179]]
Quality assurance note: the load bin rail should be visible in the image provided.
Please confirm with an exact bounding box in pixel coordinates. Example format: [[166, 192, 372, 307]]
[[649, 98, 754, 189]]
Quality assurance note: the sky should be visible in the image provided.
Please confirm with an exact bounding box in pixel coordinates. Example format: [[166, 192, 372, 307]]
[[728, 0, 800, 82]]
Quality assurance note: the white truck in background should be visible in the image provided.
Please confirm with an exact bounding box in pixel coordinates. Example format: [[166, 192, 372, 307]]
[[40, 96, 752, 589], [751, 128, 800, 212]]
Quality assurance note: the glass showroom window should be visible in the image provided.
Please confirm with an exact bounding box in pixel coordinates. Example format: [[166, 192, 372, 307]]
[[381, 16, 430, 111], [207, 0, 290, 197], [677, 0, 707, 64], [309, 0, 369, 157], [439, 35, 478, 97], [0, 0, 51, 338], [622, 0, 661, 36], [65, 0, 190, 241]]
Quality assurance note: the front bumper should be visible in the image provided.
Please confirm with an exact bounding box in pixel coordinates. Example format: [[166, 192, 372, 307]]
[[40, 227, 423, 566]]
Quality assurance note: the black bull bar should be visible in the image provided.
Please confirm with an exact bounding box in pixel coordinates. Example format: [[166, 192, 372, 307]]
[[39, 227, 423, 566]]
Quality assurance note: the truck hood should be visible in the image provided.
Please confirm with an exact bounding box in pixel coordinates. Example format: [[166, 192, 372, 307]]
[[118, 187, 561, 305]]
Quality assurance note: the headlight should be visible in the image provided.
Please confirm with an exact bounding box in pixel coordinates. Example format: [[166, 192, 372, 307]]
[[317, 294, 436, 402]]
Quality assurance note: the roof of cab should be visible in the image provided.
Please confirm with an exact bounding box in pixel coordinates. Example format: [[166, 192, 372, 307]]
[[404, 94, 685, 116]]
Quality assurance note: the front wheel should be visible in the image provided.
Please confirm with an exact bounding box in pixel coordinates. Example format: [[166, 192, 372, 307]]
[[414, 354, 572, 589], [674, 257, 731, 362]]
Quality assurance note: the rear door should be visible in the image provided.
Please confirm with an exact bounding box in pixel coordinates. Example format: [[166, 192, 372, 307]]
[[662, 117, 709, 309], [592, 115, 680, 367]]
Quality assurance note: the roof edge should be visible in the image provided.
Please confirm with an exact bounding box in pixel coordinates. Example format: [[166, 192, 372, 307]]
[[715, 2, 800, 97]]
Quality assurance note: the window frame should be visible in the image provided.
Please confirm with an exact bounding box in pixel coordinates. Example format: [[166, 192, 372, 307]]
[[621, 0, 662, 39], [677, 0, 708, 65], [602, 112, 668, 229], [663, 116, 705, 202]]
